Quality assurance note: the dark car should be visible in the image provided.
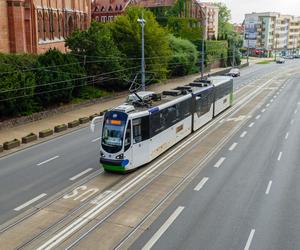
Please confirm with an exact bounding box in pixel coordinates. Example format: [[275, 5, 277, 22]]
[[226, 68, 240, 77]]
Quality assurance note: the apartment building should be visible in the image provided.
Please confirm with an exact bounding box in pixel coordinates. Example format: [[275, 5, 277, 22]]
[[244, 12, 300, 55], [0, 0, 91, 54]]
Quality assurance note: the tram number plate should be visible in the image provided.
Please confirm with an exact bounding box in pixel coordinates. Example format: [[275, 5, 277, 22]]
[[176, 125, 183, 133]]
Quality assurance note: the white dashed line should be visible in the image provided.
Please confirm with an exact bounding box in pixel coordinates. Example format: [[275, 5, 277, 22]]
[[69, 168, 93, 181], [244, 229, 256, 250], [261, 109, 266, 113], [291, 119, 294, 125], [277, 152, 283, 161], [285, 132, 289, 140], [248, 122, 255, 128], [294, 109, 298, 114], [265, 181, 273, 195], [142, 206, 185, 250], [270, 99, 274, 103], [266, 103, 270, 107], [194, 177, 209, 191], [240, 131, 247, 138], [214, 157, 226, 168], [255, 115, 261, 120], [229, 142, 238, 151], [91, 137, 101, 142], [14, 193, 47, 211], [37, 156, 59, 166]]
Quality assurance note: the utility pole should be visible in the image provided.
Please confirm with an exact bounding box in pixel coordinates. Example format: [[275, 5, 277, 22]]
[[232, 41, 236, 67], [200, 9, 206, 79], [137, 13, 146, 91], [247, 38, 250, 64]]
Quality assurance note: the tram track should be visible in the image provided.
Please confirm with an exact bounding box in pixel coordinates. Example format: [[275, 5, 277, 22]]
[[1, 66, 297, 250], [35, 70, 292, 250]]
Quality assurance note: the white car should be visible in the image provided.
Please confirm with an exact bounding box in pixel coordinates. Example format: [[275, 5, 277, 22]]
[[226, 68, 240, 77]]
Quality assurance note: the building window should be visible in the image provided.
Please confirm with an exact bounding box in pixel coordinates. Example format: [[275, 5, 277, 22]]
[[37, 12, 44, 41]]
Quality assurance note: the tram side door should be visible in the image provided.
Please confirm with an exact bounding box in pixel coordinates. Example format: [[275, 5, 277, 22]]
[[132, 117, 150, 167]]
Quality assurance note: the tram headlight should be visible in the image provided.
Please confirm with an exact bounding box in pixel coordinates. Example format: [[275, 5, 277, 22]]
[[100, 151, 105, 157], [116, 154, 124, 160]]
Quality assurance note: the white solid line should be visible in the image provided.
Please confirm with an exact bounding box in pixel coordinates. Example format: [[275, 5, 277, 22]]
[[244, 229, 256, 250], [240, 131, 248, 138], [277, 152, 283, 161], [14, 193, 47, 211], [37, 155, 59, 166], [266, 103, 270, 107], [261, 109, 266, 113], [91, 137, 101, 142], [219, 119, 225, 123], [248, 122, 255, 128], [142, 206, 185, 250], [229, 142, 238, 151], [214, 157, 226, 168], [69, 168, 93, 181], [265, 181, 273, 195], [255, 115, 261, 120], [194, 177, 209, 191], [285, 132, 289, 140]]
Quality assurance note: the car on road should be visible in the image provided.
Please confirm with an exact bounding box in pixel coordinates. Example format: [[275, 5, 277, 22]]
[[226, 68, 240, 77], [276, 58, 285, 64], [283, 55, 294, 59]]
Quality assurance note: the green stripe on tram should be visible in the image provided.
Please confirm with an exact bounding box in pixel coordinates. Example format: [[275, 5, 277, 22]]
[[102, 164, 125, 172]]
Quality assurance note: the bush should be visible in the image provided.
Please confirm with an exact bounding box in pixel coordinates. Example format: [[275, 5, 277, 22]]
[[168, 35, 198, 77]]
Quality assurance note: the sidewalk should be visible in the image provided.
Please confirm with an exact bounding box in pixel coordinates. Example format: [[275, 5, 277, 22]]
[[0, 70, 217, 145]]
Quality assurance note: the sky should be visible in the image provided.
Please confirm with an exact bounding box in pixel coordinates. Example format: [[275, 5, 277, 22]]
[[207, 0, 300, 23]]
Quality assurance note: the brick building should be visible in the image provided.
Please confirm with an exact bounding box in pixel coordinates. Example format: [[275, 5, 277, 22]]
[[0, 0, 91, 54]]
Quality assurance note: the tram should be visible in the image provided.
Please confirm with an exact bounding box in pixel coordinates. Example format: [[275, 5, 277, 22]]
[[91, 76, 233, 173]]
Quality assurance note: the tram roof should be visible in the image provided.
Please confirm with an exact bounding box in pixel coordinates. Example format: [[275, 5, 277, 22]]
[[112, 75, 232, 116]]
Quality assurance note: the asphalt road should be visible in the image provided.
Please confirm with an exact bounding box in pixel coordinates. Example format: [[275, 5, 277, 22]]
[[130, 66, 300, 249], [0, 60, 297, 226]]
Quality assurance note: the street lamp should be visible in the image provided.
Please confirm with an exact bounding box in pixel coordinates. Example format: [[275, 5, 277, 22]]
[[137, 14, 146, 91]]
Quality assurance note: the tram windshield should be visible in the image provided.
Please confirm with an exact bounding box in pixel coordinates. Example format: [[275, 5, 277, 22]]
[[102, 112, 127, 153]]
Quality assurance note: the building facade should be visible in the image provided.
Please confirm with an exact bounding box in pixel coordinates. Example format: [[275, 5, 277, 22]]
[[0, 0, 91, 54], [244, 12, 300, 55], [92, 0, 219, 40]]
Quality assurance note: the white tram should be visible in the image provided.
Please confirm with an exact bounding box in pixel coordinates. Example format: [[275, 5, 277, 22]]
[[91, 76, 233, 173]]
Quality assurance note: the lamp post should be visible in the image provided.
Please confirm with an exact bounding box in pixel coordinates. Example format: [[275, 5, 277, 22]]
[[137, 14, 146, 91]]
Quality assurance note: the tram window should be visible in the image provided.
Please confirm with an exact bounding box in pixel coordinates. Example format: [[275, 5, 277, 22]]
[[167, 105, 178, 126], [124, 121, 131, 151], [179, 99, 192, 118], [133, 116, 150, 143]]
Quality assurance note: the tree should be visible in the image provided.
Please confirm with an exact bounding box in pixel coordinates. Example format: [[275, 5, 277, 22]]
[[168, 35, 198, 76], [111, 7, 171, 84], [34, 49, 86, 107], [65, 22, 125, 89], [215, 2, 233, 38]]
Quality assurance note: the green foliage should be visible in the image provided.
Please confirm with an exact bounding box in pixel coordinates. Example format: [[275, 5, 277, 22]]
[[0, 53, 38, 118], [34, 49, 86, 107], [167, 17, 203, 41], [76, 86, 110, 100], [65, 22, 125, 88], [168, 35, 198, 76], [215, 2, 233, 38], [111, 6, 171, 83]]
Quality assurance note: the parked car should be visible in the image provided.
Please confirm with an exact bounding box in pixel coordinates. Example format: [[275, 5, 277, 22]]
[[283, 55, 294, 59], [226, 68, 240, 77], [294, 55, 300, 59], [276, 58, 285, 64]]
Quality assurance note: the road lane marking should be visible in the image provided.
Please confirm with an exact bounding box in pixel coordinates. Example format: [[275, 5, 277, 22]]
[[37, 156, 59, 166], [229, 142, 238, 151], [294, 109, 298, 114], [277, 152, 283, 161], [240, 131, 247, 138], [291, 119, 294, 125], [214, 157, 226, 168], [261, 109, 266, 113], [285, 132, 289, 140], [219, 119, 225, 123], [244, 229, 255, 250], [266, 103, 270, 107], [194, 177, 209, 191], [142, 206, 185, 250], [265, 181, 273, 195], [248, 122, 255, 128], [270, 99, 274, 102], [69, 168, 93, 181], [255, 115, 261, 120], [91, 137, 101, 142], [14, 193, 47, 211], [274, 95, 277, 99]]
